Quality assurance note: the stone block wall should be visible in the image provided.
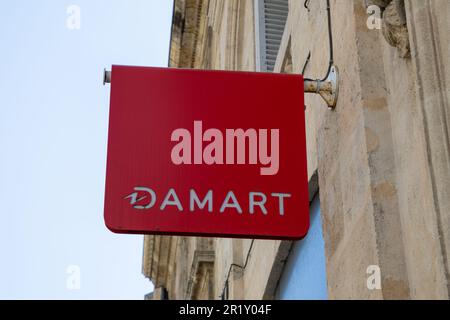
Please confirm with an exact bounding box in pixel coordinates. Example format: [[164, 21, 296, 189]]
[[143, 0, 450, 300]]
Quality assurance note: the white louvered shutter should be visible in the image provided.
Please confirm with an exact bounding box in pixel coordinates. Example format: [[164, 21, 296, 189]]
[[255, 0, 289, 72]]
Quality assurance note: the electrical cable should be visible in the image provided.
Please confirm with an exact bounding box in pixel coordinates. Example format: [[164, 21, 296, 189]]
[[304, 0, 311, 12], [301, 51, 311, 75], [219, 239, 255, 300], [303, 0, 334, 82]]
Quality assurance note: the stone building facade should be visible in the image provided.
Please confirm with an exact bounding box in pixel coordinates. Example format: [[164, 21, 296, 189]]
[[142, 0, 450, 299]]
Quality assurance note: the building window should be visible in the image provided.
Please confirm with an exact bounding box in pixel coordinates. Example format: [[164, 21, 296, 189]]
[[254, 0, 289, 72], [275, 194, 328, 300]]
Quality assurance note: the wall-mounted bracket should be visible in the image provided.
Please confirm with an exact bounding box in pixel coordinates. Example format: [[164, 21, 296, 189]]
[[103, 69, 111, 85], [304, 65, 339, 109], [104, 67, 339, 109]]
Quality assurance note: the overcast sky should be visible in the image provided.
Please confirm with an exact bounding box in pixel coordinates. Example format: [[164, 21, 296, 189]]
[[0, 0, 173, 299]]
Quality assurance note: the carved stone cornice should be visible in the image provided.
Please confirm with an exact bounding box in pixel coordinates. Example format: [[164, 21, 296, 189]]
[[170, 0, 210, 68], [365, 0, 411, 58], [142, 235, 178, 289], [185, 250, 215, 299], [142, 235, 155, 279]]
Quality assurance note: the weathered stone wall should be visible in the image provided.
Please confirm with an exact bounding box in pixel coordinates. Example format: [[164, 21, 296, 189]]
[[396, 0, 450, 299], [143, 0, 450, 300]]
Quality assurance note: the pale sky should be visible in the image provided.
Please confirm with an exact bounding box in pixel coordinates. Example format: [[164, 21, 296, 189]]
[[0, 0, 173, 299]]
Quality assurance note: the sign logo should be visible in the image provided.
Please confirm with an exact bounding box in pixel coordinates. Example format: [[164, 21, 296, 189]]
[[124, 187, 156, 210], [104, 66, 309, 239], [124, 187, 291, 216]]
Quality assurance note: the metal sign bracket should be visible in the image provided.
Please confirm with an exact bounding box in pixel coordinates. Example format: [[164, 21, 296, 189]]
[[103, 69, 111, 85], [104, 67, 339, 109], [304, 65, 339, 109]]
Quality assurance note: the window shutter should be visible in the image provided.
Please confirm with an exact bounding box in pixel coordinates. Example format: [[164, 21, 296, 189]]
[[255, 0, 289, 72]]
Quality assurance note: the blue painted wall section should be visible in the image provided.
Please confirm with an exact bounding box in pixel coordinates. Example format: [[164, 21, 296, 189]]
[[276, 196, 328, 300]]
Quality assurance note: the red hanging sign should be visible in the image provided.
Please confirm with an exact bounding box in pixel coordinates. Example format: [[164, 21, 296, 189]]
[[104, 65, 309, 239]]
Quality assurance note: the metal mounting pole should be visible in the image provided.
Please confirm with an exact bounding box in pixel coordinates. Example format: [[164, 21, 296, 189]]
[[304, 65, 339, 109], [103, 69, 111, 85], [103, 67, 339, 109]]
